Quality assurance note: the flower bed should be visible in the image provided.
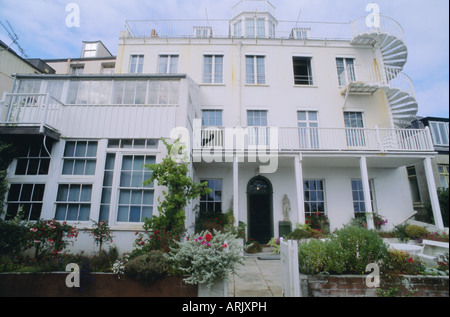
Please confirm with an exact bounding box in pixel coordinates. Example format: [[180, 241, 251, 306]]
[[0, 272, 197, 297]]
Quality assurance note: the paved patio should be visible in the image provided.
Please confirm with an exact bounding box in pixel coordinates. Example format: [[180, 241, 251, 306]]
[[228, 247, 282, 297]]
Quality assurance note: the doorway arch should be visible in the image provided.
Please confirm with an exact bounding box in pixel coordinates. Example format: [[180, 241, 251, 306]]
[[247, 176, 273, 244]]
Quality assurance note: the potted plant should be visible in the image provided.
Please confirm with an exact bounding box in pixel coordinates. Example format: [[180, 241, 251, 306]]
[[165, 229, 244, 297]]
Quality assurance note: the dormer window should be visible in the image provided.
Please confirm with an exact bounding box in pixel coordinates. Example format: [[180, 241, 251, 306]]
[[194, 26, 213, 38], [290, 28, 311, 39], [83, 43, 98, 58]]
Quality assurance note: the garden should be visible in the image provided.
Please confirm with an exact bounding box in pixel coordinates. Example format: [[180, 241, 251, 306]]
[[265, 212, 448, 296], [0, 139, 244, 297]]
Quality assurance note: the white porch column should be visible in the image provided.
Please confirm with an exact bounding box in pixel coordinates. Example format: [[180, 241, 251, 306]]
[[233, 155, 239, 227], [294, 154, 305, 224], [359, 156, 375, 230], [423, 157, 444, 230]]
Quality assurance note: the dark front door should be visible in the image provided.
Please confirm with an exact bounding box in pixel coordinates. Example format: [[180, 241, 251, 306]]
[[247, 176, 273, 244]]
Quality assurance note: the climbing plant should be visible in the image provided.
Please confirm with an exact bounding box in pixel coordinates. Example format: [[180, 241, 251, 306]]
[[0, 139, 17, 213], [142, 138, 210, 233]]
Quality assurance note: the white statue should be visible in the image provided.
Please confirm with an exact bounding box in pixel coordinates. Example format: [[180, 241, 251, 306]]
[[282, 194, 290, 222]]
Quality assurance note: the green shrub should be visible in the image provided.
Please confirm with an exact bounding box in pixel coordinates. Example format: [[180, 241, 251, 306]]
[[0, 219, 28, 256], [327, 225, 389, 274], [298, 239, 328, 275], [125, 250, 168, 283], [405, 225, 429, 240], [298, 225, 389, 275]]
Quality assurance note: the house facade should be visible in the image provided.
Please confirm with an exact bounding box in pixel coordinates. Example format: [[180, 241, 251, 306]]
[[407, 117, 449, 213], [0, 0, 445, 254]]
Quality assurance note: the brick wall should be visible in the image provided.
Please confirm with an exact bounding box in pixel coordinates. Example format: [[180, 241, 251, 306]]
[[300, 274, 449, 297]]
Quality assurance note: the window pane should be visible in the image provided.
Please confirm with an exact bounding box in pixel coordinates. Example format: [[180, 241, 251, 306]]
[[68, 185, 80, 202], [122, 156, 133, 170], [169, 55, 178, 73], [129, 206, 141, 222], [131, 190, 142, 204], [120, 171, 131, 187], [119, 190, 130, 204], [159, 55, 168, 73], [246, 56, 255, 84], [142, 207, 152, 220], [67, 205, 79, 221], [55, 205, 67, 220], [214, 56, 223, 83], [73, 160, 86, 175], [80, 185, 92, 202], [84, 160, 96, 175], [117, 206, 128, 222], [143, 191, 154, 205]]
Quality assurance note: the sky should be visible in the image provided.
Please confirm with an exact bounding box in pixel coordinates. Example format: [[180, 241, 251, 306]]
[[0, 0, 448, 118]]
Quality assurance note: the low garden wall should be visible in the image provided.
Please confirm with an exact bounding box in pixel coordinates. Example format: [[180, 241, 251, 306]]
[[0, 273, 198, 297], [300, 274, 449, 297]]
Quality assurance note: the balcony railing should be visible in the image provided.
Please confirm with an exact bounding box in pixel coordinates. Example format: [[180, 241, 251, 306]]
[[339, 65, 416, 97], [0, 93, 63, 133], [196, 126, 434, 152]]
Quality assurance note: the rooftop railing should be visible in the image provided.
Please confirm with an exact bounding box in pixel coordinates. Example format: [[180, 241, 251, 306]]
[[124, 15, 402, 42]]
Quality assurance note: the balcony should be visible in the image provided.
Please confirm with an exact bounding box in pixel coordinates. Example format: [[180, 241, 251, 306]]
[[0, 92, 180, 139], [195, 126, 434, 153], [0, 93, 63, 140]]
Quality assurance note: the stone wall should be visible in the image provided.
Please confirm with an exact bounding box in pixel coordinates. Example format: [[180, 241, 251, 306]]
[[0, 273, 198, 297], [300, 274, 449, 297]]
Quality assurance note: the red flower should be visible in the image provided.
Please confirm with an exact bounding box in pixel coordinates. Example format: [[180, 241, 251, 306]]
[[408, 257, 414, 263], [205, 233, 212, 242], [222, 243, 228, 248]]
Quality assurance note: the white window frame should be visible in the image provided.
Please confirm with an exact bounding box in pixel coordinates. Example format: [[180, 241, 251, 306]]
[[158, 54, 179, 74], [293, 56, 314, 85], [297, 110, 319, 149], [203, 55, 224, 84], [55, 183, 93, 221], [100, 144, 159, 225], [303, 179, 326, 217], [429, 121, 449, 146], [336, 57, 355, 85], [246, 55, 266, 85], [199, 179, 223, 213], [351, 179, 376, 215], [129, 54, 144, 74], [5, 183, 46, 221], [344, 111, 366, 147]]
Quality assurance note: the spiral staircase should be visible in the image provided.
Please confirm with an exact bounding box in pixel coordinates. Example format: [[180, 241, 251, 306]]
[[345, 16, 418, 128]]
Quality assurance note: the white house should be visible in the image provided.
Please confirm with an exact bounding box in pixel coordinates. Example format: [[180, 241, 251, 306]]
[[0, 0, 445, 254]]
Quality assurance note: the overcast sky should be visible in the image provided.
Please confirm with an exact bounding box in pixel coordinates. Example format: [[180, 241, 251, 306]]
[[0, 0, 448, 118]]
